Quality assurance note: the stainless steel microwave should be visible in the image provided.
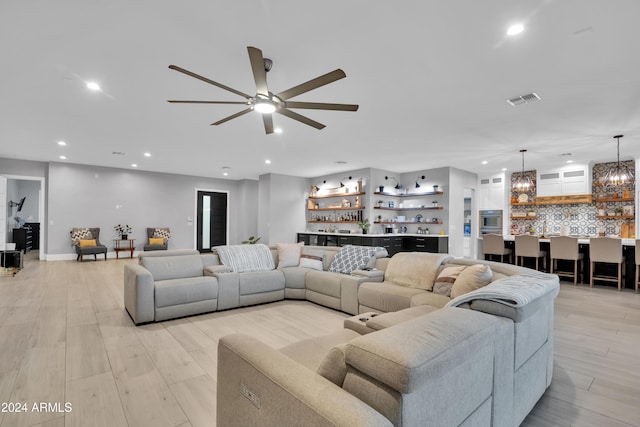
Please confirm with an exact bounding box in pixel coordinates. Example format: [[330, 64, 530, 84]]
[[479, 210, 502, 234]]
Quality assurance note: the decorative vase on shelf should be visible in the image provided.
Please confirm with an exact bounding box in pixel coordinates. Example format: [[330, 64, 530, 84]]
[[121, 234, 128, 240]]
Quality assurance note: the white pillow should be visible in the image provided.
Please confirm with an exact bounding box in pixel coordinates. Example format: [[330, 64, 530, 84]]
[[300, 248, 324, 271], [277, 242, 304, 268]]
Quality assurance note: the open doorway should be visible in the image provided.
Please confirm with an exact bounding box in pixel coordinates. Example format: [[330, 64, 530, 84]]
[[463, 188, 474, 259], [2, 175, 45, 261]]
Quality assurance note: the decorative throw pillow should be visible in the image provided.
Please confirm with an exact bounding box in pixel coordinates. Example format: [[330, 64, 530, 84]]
[[149, 237, 164, 245], [329, 245, 376, 274], [79, 239, 97, 247], [71, 228, 93, 246], [433, 265, 467, 297], [450, 264, 493, 299], [276, 242, 304, 268], [300, 248, 324, 271], [153, 228, 171, 242], [215, 244, 275, 273]]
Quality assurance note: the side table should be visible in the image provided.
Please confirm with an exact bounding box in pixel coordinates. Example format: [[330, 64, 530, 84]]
[[113, 239, 136, 259]]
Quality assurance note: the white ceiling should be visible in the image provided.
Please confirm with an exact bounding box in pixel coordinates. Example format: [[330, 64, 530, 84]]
[[2, 1, 640, 181]]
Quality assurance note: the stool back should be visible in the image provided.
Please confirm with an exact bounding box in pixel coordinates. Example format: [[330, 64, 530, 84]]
[[515, 235, 540, 258], [550, 236, 579, 261], [589, 237, 622, 263], [483, 234, 506, 256]]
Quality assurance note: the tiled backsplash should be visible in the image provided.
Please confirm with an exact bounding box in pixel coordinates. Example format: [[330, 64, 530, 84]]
[[510, 160, 635, 237]]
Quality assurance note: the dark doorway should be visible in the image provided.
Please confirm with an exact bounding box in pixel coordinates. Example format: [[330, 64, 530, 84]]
[[196, 190, 228, 252]]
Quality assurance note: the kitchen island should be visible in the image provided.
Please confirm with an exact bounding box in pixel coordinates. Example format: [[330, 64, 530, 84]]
[[297, 232, 448, 255]]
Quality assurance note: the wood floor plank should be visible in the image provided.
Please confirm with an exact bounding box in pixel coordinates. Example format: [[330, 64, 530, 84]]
[[65, 372, 128, 427], [2, 257, 640, 426]]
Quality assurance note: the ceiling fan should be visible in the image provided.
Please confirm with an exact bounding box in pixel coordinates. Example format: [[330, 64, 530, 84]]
[[168, 46, 358, 134]]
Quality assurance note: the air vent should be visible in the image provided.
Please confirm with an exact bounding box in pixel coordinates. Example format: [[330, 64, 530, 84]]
[[506, 92, 541, 106]]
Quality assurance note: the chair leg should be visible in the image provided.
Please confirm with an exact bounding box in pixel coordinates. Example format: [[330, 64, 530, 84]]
[[618, 263, 622, 291], [573, 260, 578, 285], [636, 264, 639, 293], [535, 257, 539, 271], [590, 261, 594, 287]]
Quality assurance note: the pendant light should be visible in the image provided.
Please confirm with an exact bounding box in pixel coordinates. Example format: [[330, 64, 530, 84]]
[[512, 149, 534, 191], [604, 135, 634, 187]]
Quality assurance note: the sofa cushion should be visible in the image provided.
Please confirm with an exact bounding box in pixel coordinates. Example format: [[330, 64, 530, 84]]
[[238, 270, 285, 295], [215, 244, 275, 273], [306, 270, 342, 298], [433, 265, 466, 297], [384, 252, 452, 291], [280, 329, 360, 385], [277, 242, 304, 268], [154, 276, 218, 308], [450, 264, 493, 299], [141, 254, 204, 281], [329, 245, 383, 274], [359, 282, 427, 313], [299, 248, 324, 271], [409, 292, 451, 309], [365, 305, 438, 331]]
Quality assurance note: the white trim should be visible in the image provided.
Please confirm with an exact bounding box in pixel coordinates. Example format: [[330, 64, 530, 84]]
[[46, 251, 142, 261]]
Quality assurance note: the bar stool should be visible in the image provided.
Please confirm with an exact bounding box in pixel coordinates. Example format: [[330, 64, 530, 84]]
[[550, 236, 584, 285], [635, 239, 640, 293], [515, 235, 547, 272], [589, 237, 623, 290], [482, 234, 512, 263]]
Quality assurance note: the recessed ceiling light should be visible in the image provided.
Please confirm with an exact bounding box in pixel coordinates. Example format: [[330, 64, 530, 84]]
[[274, 128, 282, 134], [265, 159, 271, 164], [144, 152, 151, 157], [482, 160, 488, 165], [59, 155, 67, 160], [86, 81, 101, 91], [567, 160, 574, 164], [131, 163, 138, 168], [507, 24, 524, 36], [223, 172, 229, 176], [57, 140, 67, 146], [501, 168, 507, 171]]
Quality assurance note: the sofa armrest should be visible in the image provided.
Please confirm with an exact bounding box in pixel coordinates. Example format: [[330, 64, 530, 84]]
[[217, 334, 392, 427], [204, 265, 234, 275], [123, 264, 155, 324], [340, 272, 385, 315]]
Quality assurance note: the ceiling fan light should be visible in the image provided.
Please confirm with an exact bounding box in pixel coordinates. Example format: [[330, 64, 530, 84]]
[[254, 101, 276, 114]]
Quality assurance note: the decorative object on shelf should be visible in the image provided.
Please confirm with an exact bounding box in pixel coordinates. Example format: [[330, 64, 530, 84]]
[[357, 179, 363, 193], [433, 184, 439, 192], [432, 200, 438, 207], [241, 236, 261, 244], [341, 199, 351, 208], [357, 219, 370, 234], [513, 149, 535, 192], [355, 196, 362, 207], [527, 209, 536, 217], [114, 224, 132, 240], [517, 193, 529, 203], [388, 201, 395, 208], [604, 135, 634, 187], [614, 207, 624, 216], [378, 185, 384, 192], [414, 175, 426, 188], [377, 200, 383, 207]]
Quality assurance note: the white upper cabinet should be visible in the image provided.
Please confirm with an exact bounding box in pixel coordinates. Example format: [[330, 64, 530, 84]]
[[478, 174, 505, 210], [536, 165, 590, 196]]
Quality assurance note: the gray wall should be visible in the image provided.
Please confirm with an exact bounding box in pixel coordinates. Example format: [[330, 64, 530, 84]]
[[47, 162, 258, 256], [258, 173, 310, 244]]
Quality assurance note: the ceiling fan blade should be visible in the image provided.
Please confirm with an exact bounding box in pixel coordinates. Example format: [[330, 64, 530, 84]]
[[262, 113, 274, 134], [247, 47, 269, 96], [168, 65, 252, 99], [167, 100, 248, 104], [277, 108, 325, 130], [285, 101, 358, 111], [211, 108, 253, 126], [276, 69, 346, 100]]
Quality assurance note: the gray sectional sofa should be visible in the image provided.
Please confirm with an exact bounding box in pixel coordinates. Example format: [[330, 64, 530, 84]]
[[123, 243, 559, 426], [123, 245, 387, 324]]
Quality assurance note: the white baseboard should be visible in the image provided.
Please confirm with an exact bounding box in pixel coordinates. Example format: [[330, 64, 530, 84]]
[[45, 251, 141, 261]]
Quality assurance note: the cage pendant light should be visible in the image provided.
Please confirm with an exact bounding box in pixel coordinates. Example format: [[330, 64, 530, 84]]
[[513, 149, 534, 191], [604, 135, 634, 187]]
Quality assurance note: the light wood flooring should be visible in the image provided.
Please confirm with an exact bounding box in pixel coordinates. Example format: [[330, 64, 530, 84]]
[[0, 255, 639, 426]]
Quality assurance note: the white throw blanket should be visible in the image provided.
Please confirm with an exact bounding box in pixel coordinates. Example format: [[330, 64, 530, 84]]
[[446, 273, 559, 308]]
